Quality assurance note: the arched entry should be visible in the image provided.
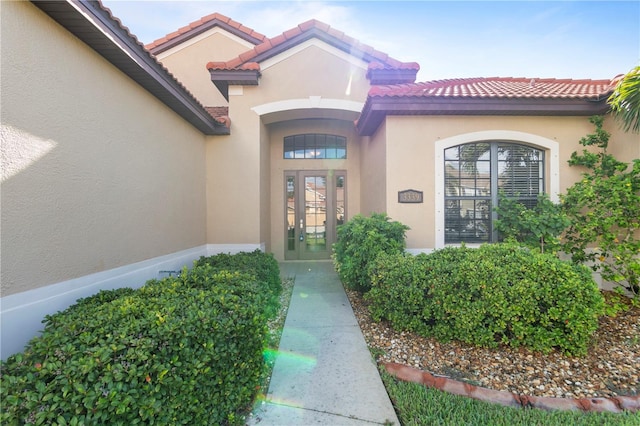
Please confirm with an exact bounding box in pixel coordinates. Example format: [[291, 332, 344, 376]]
[[256, 98, 362, 261]]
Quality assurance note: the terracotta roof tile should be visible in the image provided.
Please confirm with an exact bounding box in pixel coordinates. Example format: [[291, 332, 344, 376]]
[[206, 18, 417, 74], [240, 62, 260, 71], [283, 27, 303, 40], [368, 77, 618, 100], [205, 106, 231, 127], [145, 12, 266, 51]]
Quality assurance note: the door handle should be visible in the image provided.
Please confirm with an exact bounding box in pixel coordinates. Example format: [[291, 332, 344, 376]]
[[299, 219, 304, 241]]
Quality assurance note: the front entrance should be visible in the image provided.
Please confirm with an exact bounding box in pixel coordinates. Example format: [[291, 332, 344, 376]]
[[285, 170, 346, 260]]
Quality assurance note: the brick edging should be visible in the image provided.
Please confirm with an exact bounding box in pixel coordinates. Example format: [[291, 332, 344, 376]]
[[383, 362, 639, 413]]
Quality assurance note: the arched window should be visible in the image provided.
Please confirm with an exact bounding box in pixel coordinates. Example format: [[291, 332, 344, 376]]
[[444, 142, 544, 243]]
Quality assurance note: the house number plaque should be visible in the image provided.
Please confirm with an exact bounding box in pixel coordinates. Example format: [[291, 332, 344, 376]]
[[398, 189, 423, 204]]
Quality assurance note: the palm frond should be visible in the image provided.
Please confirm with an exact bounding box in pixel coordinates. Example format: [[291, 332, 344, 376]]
[[608, 66, 640, 133]]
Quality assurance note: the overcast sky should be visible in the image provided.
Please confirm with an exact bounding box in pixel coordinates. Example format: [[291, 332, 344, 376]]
[[102, 0, 639, 82]]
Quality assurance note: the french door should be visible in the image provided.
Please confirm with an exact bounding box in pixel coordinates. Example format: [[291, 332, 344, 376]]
[[285, 170, 346, 260]]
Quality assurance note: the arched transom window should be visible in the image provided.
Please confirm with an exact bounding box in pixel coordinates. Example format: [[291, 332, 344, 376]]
[[444, 142, 544, 244]]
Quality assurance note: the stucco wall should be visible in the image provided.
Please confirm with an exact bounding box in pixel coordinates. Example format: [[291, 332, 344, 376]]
[[156, 30, 255, 107], [205, 92, 262, 245], [607, 120, 640, 161], [380, 114, 638, 251], [260, 119, 272, 251], [359, 121, 388, 216], [1, 1, 208, 296], [258, 42, 371, 102]]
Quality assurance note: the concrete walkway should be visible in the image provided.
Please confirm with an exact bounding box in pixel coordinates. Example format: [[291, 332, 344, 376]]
[[248, 261, 400, 425]]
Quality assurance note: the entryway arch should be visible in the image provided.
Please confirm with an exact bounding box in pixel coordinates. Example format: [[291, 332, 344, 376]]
[[257, 100, 363, 261]]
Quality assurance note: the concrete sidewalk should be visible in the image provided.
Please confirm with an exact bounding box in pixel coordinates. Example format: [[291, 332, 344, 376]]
[[247, 261, 399, 425]]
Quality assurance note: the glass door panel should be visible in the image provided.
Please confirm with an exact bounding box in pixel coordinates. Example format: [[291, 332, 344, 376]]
[[284, 171, 346, 260], [286, 175, 296, 251], [304, 175, 327, 252]]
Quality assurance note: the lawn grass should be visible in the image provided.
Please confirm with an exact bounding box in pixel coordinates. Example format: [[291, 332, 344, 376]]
[[381, 371, 640, 426]]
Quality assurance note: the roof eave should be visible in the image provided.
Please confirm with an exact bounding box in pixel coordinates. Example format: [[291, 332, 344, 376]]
[[357, 97, 611, 136], [209, 69, 260, 101], [32, 0, 228, 136], [367, 68, 419, 85]]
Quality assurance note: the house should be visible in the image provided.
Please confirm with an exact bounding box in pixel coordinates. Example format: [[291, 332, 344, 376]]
[[1, 0, 637, 359]]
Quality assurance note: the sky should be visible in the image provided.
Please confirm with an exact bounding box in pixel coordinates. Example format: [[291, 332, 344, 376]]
[[101, 0, 639, 82]]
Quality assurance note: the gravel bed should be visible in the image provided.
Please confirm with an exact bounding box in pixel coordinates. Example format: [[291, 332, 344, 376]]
[[346, 289, 640, 399]]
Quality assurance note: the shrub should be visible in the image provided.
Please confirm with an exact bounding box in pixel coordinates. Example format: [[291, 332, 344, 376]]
[[194, 250, 282, 318], [561, 116, 640, 298], [367, 243, 604, 356], [1, 252, 279, 425], [494, 192, 569, 253], [333, 213, 409, 292], [193, 249, 281, 297]]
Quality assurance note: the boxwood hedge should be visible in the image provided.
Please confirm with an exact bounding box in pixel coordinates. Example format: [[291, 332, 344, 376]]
[[366, 243, 604, 356], [1, 251, 281, 425]]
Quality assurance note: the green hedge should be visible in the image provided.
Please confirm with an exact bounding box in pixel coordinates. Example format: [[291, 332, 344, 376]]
[[1, 251, 280, 425], [193, 249, 281, 298], [333, 213, 409, 292], [367, 244, 604, 356]]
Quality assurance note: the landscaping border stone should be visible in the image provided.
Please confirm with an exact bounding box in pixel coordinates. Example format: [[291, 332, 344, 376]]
[[384, 362, 640, 413]]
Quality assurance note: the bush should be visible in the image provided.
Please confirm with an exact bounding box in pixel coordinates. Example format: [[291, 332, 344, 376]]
[[494, 192, 569, 254], [333, 213, 409, 292], [1, 252, 280, 425], [561, 116, 640, 298], [194, 250, 282, 318], [193, 249, 281, 297], [367, 243, 604, 356]]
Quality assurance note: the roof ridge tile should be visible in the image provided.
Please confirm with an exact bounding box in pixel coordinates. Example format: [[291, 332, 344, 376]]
[[146, 11, 266, 51], [206, 17, 417, 74], [366, 75, 618, 100]]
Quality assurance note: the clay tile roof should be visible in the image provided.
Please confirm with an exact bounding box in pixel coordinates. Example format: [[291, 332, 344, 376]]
[[368, 77, 618, 100], [205, 106, 231, 127], [145, 12, 267, 52], [206, 19, 418, 73]]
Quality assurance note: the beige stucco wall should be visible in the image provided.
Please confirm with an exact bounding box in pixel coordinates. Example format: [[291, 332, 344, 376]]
[[607, 118, 640, 161], [204, 91, 262, 245], [267, 119, 362, 260], [377, 114, 638, 250], [1, 1, 207, 296], [259, 119, 271, 251], [156, 30, 254, 107], [360, 121, 388, 216], [258, 43, 371, 101]]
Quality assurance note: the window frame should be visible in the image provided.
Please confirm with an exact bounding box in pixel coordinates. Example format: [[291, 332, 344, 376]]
[[434, 131, 559, 249], [443, 142, 545, 244], [283, 133, 347, 159]]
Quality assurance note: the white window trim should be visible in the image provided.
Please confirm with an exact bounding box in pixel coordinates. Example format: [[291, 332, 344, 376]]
[[434, 131, 559, 249]]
